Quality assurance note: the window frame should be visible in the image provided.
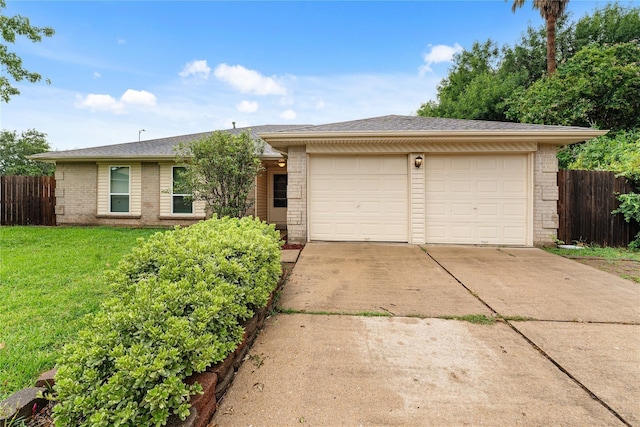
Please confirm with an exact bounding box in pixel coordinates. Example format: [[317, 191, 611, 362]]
[[171, 166, 193, 214], [109, 165, 131, 213]]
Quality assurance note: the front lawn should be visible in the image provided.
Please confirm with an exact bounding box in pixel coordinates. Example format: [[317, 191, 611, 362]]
[[545, 246, 640, 261], [545, 246, 640, 283], [0, 226, 163, 400]]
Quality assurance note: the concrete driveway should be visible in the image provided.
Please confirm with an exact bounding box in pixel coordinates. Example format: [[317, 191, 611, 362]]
[[212, 243, 640, 426]]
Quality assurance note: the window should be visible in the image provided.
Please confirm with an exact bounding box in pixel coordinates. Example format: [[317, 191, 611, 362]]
[[110, 166, 130, 213], [273, 174, 287, 208], [172, 166, 193, 214]]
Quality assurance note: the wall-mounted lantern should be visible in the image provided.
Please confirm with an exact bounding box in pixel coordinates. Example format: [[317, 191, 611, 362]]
[[414, 155, 423, 168], [277, 158, 286, 168]]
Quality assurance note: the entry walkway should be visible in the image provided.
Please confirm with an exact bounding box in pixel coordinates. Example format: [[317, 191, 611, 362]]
[[212, 243, 639, 426]]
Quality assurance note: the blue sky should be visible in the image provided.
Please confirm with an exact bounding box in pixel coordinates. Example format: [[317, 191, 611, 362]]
[[0, 0, 621, 150]]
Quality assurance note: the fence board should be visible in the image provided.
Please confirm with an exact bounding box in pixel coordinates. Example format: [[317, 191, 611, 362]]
[[558, 170, 639, 247], [0, 176, 56, 226]]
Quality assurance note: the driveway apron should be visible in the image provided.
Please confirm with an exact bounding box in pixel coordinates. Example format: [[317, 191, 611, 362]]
[[424, 245, 640, 323], [212, 243, 639, 426], [277, 242, 489, 317]]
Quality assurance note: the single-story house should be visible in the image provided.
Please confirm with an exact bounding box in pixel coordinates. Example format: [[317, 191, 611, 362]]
[[32, 115, 605, 246]]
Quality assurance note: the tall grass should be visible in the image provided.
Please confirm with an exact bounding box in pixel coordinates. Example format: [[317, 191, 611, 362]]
[[0, 226, 163, 400]]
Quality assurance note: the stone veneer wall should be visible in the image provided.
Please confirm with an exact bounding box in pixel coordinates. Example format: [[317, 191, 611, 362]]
[[286, 146, 307, 244], [533, 144, 560, 246]]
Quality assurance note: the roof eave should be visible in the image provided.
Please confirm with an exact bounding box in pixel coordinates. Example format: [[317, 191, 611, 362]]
[[28, 152, 284, 163], [27, 154, 180, 163], [259, 129, 609, 148]]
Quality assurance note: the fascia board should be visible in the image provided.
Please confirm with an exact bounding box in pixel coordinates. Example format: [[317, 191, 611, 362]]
[[259, 129, 609, 148]]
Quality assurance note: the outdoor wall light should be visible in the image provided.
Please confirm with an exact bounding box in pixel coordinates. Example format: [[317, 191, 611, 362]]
[[277, 158, 286, 168], [414, 155, 423, 168]]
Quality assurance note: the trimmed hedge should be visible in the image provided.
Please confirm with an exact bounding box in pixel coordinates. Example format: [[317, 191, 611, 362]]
[[53, 217, 281, 426]]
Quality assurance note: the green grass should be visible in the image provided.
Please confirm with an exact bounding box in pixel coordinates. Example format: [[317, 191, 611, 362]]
[[438, 314, 497, 325], [544, 246, 640, 261], [0, 226, 163, 400]]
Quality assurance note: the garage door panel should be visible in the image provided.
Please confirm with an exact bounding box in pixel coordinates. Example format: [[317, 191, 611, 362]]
[[451, 203, 473, 216], [358, 156, 384, 172], [335, 201, 357, 214], [503, 156, 527, 171], [451, 158, 473, 171], [477, 180, 498, 193], [382, 156, 408, 173], [504, 180, 526, 193], [360, 178, 381, 191], [426, 154, 529, 245], [451, 180, 473, 193], [477, 204, 498, 216], [309, 155, 408, 242], [477, 158, 498, 170], [504, 205, 527, 218], [385, 201, 407, 214]]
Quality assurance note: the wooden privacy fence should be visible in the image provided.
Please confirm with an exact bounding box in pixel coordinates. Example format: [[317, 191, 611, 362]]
[[558, 170, 639, 247], [0, 176, 56, 226]]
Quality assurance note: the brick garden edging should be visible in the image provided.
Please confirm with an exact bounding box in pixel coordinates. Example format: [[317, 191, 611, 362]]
[[166, 287, 282, 427], [0, 258, 295, 427]]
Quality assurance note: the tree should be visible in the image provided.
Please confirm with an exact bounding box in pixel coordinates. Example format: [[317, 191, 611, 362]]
[[0, 0, 54, 102], [558, 130, 640, 179], [507, 42, 640, 130], [0, 128, 54, 175], [574, 3, 640, 52], [417, 40, 527, 121], [511, 0, 570, 74], [175, 130, 264, 219], [510, 13, 575, 86]]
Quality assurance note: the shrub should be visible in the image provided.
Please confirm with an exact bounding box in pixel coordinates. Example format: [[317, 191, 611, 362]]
[[53, 217, 281, 426]]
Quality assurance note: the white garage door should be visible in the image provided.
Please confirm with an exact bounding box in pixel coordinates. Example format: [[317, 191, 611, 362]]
[[309, 155, 408, 242], [425, 154, 529, 245]]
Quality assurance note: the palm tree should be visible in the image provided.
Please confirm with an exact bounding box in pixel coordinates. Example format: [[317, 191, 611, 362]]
[[512, 0, 570, 75]]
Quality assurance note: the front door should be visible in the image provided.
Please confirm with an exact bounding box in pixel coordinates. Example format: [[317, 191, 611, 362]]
[[268, 171, 287, 227]]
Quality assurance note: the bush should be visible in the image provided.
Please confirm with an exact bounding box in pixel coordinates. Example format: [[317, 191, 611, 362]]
[[53, 217, 281, 426]]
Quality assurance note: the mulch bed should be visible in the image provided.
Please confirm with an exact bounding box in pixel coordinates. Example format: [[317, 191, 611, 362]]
[[26, 401, 54, 427], [281, 243, 304, 250]]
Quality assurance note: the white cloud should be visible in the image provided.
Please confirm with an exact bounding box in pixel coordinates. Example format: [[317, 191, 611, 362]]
[[315, 100, 326, 110], [419, 43, 463, 74], [214, 63, 287, 96], [117, 37, 126, 45], [121, 89, 157, 107], [14, 68, 441, 151], [279, 109, 297, 120], [75, 93, 125, 114], [93, 71, 101, 78], [236, 100, 259, 113], [179, 59, 211, 79], [75, 89, 157, 114]]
